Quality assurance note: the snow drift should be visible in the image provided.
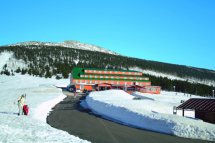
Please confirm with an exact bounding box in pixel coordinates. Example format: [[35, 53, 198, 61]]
[[84, 90, 215, 141]]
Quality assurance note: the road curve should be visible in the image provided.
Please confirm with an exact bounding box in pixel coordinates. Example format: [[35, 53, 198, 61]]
[[47, 96, 212, 143]]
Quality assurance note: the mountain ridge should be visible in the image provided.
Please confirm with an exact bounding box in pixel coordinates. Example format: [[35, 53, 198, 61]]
[[8, 40, 119, 55]]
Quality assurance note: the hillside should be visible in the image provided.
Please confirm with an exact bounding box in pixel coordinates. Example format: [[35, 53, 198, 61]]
[[0, 41, 214, 96]]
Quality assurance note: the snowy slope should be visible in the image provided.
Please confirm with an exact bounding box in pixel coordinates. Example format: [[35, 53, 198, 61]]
[[130, 67, 215, 86], [8, 41, 119, 55], [0, 74, 89, 143], [0, 52, 27, 71], [0, 52, 13, 70], [83, 90, 215, 141]]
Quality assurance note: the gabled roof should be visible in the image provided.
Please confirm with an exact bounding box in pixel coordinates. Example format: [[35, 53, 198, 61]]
[[127, 85, 143, 88], [177, 98, 215, 112], [96, 83, 112, 87]]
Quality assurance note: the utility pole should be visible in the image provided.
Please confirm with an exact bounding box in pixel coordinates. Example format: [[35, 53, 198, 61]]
[[173, 86, 176, 95], [213, 90, 214, 98]]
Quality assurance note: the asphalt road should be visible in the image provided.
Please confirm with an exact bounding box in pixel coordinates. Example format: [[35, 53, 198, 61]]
[[47, 95, 212, 143]]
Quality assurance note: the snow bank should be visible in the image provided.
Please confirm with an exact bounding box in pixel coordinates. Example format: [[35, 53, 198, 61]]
[[33, 93, 66, 122], [0, 74, 89, 143], [84, 90, 215, 141]]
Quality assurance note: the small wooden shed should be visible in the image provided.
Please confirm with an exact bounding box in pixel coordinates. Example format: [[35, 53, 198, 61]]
[[176, 98, 215, 124]]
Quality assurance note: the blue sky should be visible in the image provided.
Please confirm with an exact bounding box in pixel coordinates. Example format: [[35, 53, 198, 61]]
[[0, 0, 215, 70]]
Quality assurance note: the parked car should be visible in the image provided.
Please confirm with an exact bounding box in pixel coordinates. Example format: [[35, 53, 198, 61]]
[[66, 85, 76, 92]]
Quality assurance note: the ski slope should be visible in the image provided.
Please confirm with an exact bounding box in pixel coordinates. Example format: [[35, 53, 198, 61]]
[[83, 90, 215, 141], [0, 74, 89, 143]]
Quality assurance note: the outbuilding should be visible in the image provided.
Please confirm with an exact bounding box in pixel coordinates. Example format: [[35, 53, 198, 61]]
[[176, 98, 215, 124]]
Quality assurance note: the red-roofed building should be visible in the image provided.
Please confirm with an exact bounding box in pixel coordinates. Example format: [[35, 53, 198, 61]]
[[71, 67, 161, 94]]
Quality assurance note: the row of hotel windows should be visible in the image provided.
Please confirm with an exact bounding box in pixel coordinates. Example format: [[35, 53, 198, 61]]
[[85, 70, 142, 75], [80, 75, 149, 80], [73, 80, 150, 86]]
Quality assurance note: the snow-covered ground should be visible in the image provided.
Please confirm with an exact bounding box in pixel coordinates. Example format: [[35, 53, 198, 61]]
[[0, 74, 89, 143], [83, 90, 215, 141]]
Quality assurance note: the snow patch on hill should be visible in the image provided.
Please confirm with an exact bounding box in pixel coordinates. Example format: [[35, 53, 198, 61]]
[[9, 41, 119, 55], [0, 51, 27, 72], [130, 67, 215, 86], [0, 52, 13, 70]]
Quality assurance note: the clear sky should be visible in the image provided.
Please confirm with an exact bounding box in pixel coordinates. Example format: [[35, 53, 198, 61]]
[[0, 0, 215, 70]]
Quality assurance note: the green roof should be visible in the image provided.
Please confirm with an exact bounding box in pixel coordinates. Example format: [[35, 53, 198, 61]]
[[72, 67, 150, 82], [72, 67, 85, 79]]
